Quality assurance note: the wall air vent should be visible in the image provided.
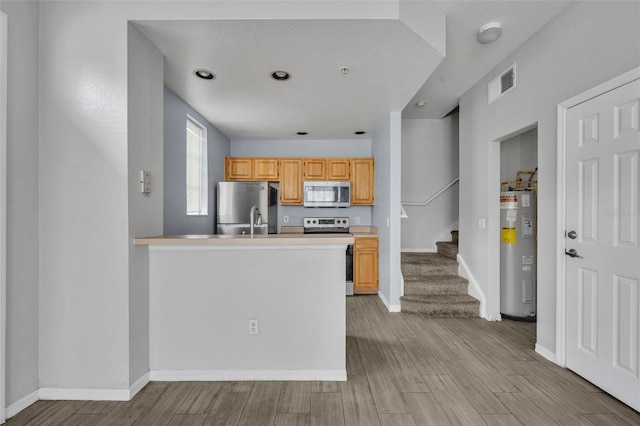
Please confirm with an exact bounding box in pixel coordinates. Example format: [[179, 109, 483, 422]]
[[488, 64, 516, 104]]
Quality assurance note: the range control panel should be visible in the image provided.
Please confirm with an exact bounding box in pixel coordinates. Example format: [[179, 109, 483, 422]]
[[303, 217, 350, 233]]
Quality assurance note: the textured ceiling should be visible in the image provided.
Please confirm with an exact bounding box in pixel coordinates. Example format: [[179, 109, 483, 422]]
[[133, 1, 571, 140], [404, 0, 571, 119], [135, 19, 445, 140]]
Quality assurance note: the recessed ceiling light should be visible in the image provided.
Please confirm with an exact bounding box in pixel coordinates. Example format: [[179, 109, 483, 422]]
[[193, 69, 215, 80], [354, 131, 366, 135], [477, 22, 502, 45], [415, 101, 426, 107], [296, 131, 308, 136], [271, 70, 291, 81]]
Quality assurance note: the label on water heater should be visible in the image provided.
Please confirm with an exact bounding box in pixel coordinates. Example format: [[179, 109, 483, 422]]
[[500, 194, 518, 209], [502, 227, 517, 244]]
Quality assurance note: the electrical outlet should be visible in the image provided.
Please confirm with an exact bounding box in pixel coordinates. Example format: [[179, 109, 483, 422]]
[[354, 217, 360, 225], [283, 215, 289, 223], [249, 319, 259, 335], [140, 170, 151, 195]]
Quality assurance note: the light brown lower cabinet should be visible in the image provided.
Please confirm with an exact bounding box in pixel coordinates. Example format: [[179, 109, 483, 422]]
[[354, 237, 379, 294]]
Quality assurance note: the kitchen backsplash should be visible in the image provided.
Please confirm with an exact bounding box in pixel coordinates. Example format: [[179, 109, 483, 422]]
[[277, 205, 372, 233]]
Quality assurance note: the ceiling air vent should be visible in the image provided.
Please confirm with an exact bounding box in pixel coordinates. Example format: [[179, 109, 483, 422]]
[[488, 64, 516, 104]]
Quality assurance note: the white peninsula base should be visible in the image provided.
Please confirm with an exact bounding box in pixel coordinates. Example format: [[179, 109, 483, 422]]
[[142, 238, 349, 382]]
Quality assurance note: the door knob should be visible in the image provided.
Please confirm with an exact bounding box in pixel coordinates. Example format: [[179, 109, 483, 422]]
[[565, 249, 583, 259], [567, 231, 577, 239]]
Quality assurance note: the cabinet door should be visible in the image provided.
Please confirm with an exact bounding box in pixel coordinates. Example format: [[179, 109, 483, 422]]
[[327, 158, 351, 180], [253, 158, 279, 180], [354, 237, 379, 294], [303, 158, 326, 180], [279, 158, 303, 205], [351, 158, 375, 205], [226, 158, 253, 181]]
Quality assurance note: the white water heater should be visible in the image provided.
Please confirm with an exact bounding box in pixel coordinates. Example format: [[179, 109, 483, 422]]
[[500, 191, 537, 320]]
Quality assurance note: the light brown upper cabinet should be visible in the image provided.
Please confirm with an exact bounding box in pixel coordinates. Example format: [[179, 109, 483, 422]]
[[303, 158, 326, 180], [279, 158, 303, 205], [253, 158, 279, 180], [350, 158, 375, 205], [303, 158, 351, 181], [225, 157, 253, 181], [225, 157, 279, 181], [326, 158, 351, 180]]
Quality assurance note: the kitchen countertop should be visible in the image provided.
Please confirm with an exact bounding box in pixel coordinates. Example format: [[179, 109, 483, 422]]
[[134, 233, 355, 246]]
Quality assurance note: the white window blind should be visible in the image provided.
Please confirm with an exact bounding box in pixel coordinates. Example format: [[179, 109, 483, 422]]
[[186, 116, 208, 215]]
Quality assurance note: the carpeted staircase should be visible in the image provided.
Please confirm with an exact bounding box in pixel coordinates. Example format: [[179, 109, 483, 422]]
[[400, 230, 480, 317]]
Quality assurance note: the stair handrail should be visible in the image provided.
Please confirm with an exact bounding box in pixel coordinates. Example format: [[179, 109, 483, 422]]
[[402, 177, 459, 207]]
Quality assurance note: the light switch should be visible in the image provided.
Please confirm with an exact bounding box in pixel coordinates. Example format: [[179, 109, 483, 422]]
[[478, 217, 486, 229], [140, 170, 151, 195]]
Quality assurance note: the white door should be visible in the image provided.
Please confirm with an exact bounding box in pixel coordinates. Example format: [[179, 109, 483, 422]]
[[565, 78, 640, 410]]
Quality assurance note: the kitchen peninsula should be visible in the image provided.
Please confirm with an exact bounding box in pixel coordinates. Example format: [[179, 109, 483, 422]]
[[134, 233, 353, 381]]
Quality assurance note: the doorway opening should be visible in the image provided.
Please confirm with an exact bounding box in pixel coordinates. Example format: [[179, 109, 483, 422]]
[[499, 127, 538, 322]]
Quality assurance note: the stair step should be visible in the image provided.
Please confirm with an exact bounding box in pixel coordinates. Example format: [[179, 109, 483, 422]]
[[401, 253, 458, 276], [451, 230, 459, 244], [404, 275, 469, 295], [436, 241, 458, 259], [400, 294, 480, 318]]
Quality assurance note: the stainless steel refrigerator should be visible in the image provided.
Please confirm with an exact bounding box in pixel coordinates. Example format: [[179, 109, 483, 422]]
[[216, 181, 278, 235]]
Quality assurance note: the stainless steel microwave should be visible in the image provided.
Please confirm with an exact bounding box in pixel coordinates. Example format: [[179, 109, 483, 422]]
[[303, 181, 351, 208]]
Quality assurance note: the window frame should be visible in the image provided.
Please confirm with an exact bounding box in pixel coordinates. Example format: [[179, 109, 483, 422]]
[[185, 114, 208, 216]]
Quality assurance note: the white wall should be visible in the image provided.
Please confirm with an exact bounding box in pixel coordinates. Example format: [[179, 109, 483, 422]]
[[401, 114, 459, 251], [372, 112, 402, 310], [38, 1, 132, 390], [500, 127, 537, 184], [231, 139, 372, 229], [164, 87, 230, 234], [127, 24, 164, 387], [149, 244, 346, 379], [458, 1, 640, 354], [0, 0, 39, 407]]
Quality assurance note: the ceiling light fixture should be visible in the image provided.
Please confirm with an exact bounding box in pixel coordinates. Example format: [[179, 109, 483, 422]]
[[296, 132, 308, 136], [415, 101, 426, 108], [271, 70, 291, 81], [477, 22, 502, 45], [341, 67, 350, 75], [354, 131, 366, 135], [193, 69, 215, 80]]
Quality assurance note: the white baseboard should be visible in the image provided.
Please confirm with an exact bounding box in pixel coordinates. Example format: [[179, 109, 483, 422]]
[[150, 369, 347, 382], [535, 343, 557, 364], [6, 390, 38, 419], [457, 254, 492, 320], [39, 387, 131, 401], [377, 291, 401, 312], [130, 371, 150, 399]]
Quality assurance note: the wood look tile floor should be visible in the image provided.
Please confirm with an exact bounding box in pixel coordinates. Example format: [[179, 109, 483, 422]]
[[8, 296, 640, 426]]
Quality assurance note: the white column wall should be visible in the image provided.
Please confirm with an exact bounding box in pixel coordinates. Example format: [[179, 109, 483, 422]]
[[1, 0, 40, 407], [127, 24, 164, 387], [372, 112, 402, 310], [38, 2, 132, 390]]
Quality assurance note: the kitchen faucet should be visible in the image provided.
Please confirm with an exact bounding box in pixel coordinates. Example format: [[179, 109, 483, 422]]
[[249, 206, 261, 236]]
